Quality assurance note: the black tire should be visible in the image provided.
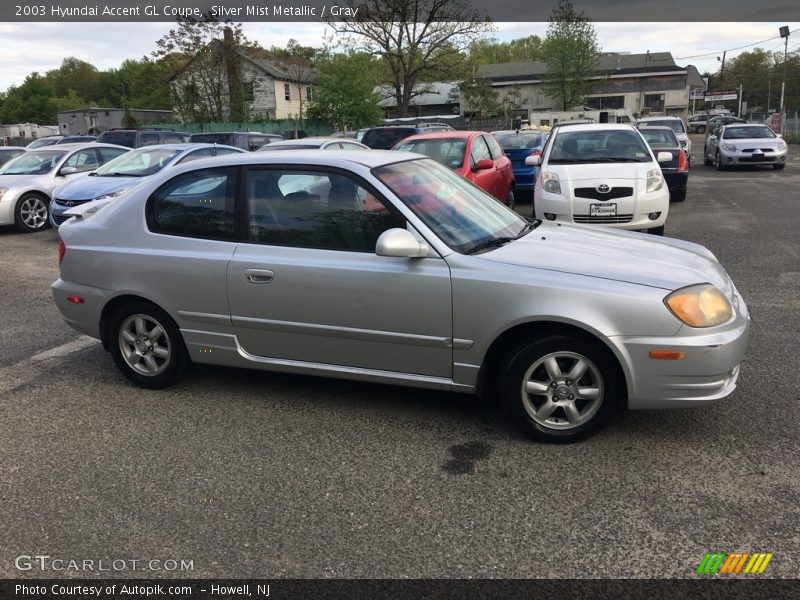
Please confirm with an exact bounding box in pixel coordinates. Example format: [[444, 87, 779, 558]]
[[108, 301, 189, 389], [506, 187, 515, 210], [714, 151, 725, 171], [773, 164, 785, 170], [703, 148, 712, 166], [670, 188, 687, 203], [647, 225, 665, 235], [499, 335, 622, 442], [14, 193, 51, 233], [697, 126, 706, 134]]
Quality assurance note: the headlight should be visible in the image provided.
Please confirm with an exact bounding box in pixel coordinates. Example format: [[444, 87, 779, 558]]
[[541, 172, 561, 194], [777, 140, 787, 151], [646, 168, 663, 193], [720, 143, 737, 152], [665, 284, 733, 328], [95, 188, 131, 201], [0, 187, 8, 201]]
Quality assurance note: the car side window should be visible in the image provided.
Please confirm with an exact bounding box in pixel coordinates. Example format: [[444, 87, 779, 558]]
[[177, 148, 214, 163], [64, 149, 100, 172], [163, 134, 184, 144], [96, 147, 128, 163], [245, 169, 405, 252], [215, 147, 243, 156], [140, 133, 160, 147], [146, 167, 237, 240], [484, 134, 504, 159], [470, 135, 492, 166]]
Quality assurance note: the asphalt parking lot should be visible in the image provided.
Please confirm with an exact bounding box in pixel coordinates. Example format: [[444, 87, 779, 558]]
[[1, 139, 799, 579]]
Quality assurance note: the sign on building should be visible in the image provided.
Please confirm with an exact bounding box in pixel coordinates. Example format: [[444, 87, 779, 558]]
[[704, 89, 738, 102]]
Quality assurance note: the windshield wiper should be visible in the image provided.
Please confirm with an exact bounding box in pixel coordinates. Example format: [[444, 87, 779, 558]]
[[515, 219, 539, 239], [466, 236, 516, 255]]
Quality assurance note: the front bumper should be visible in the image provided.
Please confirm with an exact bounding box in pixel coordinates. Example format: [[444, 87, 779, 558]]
[[719, 149, 787, 166], [613, 291, 750, 409], [535, 188, 668, 230]]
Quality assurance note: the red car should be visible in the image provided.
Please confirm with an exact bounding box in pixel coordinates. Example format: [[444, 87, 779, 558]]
[[393, 131, 516, 207]]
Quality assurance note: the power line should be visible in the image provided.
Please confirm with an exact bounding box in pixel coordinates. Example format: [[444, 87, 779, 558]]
[[675, 28, 800, 61]]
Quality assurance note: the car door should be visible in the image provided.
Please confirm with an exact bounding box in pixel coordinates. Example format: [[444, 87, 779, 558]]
[[468, 135, 500, 200], [226, 166, 454, 378], [52, 148, 103, 190], [484, 134, 512, 197]]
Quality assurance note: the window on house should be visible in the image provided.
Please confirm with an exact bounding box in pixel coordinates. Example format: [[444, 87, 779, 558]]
[[585, 96, 625, 110], [644, 94, 665, 113], [243, 81, 255, 103], [284, 83, 291, 101]]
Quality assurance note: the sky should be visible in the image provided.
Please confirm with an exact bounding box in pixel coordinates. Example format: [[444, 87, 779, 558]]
[[0, 21, 798, 93]]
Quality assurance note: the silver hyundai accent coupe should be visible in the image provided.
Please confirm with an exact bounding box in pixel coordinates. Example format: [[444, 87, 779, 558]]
[[52, 151, 749, 442]]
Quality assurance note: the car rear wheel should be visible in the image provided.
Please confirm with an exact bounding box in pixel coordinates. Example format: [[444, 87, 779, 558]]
[[15, 193, 51, 233], [698, 126, 706, 134], [499, 335, 621, 442], [109, 301, 188, 389]]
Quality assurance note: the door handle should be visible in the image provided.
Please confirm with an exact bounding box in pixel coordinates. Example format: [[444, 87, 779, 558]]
[[244, 269, 274, 284]]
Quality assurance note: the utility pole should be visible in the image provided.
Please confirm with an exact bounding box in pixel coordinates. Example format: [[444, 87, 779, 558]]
[[738, 84, 743, 117], [778, 26, 790, 122]]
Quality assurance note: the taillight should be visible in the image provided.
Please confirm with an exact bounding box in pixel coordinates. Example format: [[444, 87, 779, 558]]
[[677, 149, 689, 172], [58, 239, 66, 266]]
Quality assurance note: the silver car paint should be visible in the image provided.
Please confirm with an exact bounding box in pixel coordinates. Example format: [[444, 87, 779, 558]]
[[53, 150, 749, 408]]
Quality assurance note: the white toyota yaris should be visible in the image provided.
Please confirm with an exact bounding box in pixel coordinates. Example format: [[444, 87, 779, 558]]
[[530, 123, 671, 235]]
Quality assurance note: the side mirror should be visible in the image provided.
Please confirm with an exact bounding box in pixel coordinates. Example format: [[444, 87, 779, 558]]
[[59, 166, 78, 176], [657, 151, 673, 163], [475, 158, 494, 171], [776, 133, 783, 139], [525, 155, 542, 167], [375, 228, 429, 258]]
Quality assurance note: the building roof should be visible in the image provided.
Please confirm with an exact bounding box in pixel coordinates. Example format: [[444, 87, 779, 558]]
[[477, 52, 684, 83], [377, 82, 460, 108], [56, 108, 172, 115]]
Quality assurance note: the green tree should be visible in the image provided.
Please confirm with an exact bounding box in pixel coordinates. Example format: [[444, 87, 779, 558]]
[[307, 52, 383, 130], [469, 35, 543, 64], [153, 13, 256, 122], [330, 0, 493, 117], [540, 0, 599, 110], [0, 73, 57, 123]]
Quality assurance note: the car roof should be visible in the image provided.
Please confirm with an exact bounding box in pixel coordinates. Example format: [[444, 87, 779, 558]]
[[492, 130, 544, 136], [636, 116, 682, 121], [399, 131, 479, 142], [551, 123, 635, 133], [126, 143, 242, 152], [190, 131, 278, 135], [721, 123, 764, 127], [176, 148, 424, 170], [28, 142, 128, 152], [0, 147, 25, 151], [266, 137, 345, 146]]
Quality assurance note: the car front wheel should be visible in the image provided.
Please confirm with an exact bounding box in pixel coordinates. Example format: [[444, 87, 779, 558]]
[[499, 335, 622, 442], [714, 151, 725, 171], [15, 193, 51, 233], [109, 301, 189, 389], [506, 187, 515, 209]]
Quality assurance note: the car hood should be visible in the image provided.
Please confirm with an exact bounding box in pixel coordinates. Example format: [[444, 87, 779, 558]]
[[54, 175, 139, 201], [0, 173, 51, 189], [479, 222, 733, 294], [548, 162, 652, 182]]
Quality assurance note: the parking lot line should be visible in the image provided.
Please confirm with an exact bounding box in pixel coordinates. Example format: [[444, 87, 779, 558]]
[[0, 336, 99, 395]]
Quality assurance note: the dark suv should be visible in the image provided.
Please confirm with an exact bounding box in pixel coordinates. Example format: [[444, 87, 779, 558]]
[[96, 130, 188, 148], [361, 124, 455, 149], [189, 132, 284, 151]]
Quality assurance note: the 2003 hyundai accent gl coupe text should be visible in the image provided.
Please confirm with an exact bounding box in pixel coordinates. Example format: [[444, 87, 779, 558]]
[[52, 150, 750, 442]]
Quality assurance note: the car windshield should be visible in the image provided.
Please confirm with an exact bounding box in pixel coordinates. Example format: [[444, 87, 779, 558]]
[[641, 119, 686, 134], [94, 148, 182, 177], [190, 133, 232, 144], [393, 138, 467, 169], [0, 150, 66, 175], [639, 129, 678, 147], [549, 130, 652, 163], [99, 131, 136, 147], [373, 158, 529, 254], [493, 131, 544, 151], [26, 138, 61, 149], [722, 126, 776, 140]]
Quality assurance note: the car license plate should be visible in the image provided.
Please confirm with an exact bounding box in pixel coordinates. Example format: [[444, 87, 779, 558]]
[[590, 203, 617, 217]]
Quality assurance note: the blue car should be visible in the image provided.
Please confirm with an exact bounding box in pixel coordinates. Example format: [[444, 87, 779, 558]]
[[50, 143, 245, 228], [491, 130, 548, 195]]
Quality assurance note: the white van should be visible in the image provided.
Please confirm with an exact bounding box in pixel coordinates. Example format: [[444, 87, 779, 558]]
[[529, 123, 671, 235]]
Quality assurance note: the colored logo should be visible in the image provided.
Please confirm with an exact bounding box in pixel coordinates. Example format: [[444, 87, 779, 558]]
[[696, 552, 773, 575]]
